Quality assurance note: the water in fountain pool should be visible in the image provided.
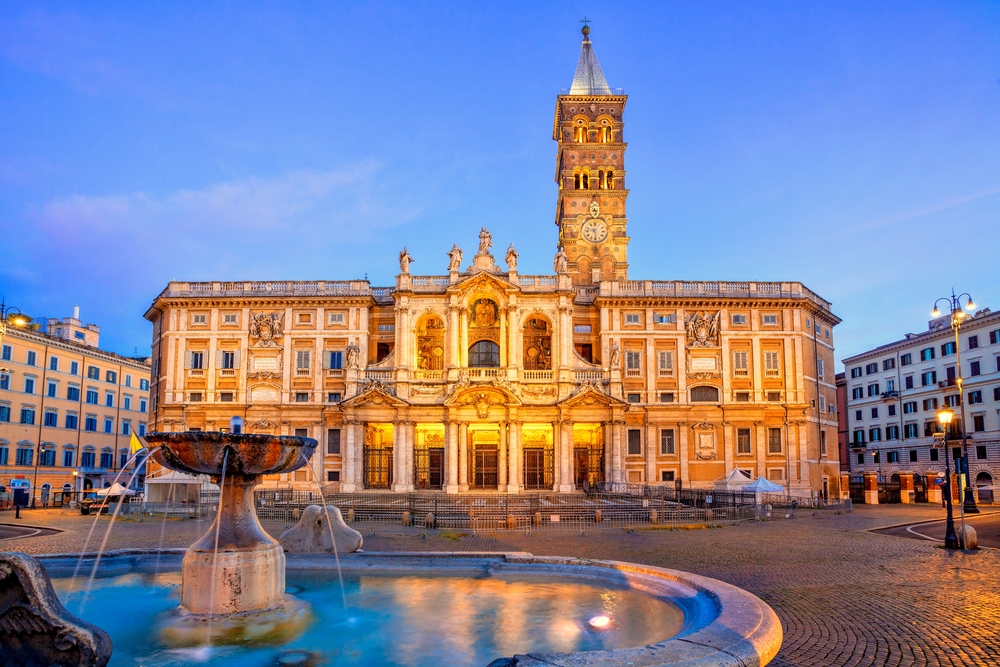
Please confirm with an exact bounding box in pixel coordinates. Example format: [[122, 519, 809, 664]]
[[53, 568, 685, 666]]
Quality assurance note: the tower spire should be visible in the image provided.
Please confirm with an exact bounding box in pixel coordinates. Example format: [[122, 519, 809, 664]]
[[570, 20, 611, 95]]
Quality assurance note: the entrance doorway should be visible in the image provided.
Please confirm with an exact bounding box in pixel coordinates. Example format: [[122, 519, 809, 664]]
[[416, 448, 444, 490], [469, 426, 499, 490], [363, 423, 394, 489], [573, 423, 605, 489], [524, 449, 546, 489]]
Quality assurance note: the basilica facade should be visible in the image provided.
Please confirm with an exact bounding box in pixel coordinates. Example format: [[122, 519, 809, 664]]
[[144, 28, 842, 497]]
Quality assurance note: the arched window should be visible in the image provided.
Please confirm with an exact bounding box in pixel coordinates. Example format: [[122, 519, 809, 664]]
[[469, 341, 500, 368], [598, 170, 606, 189], [62, 447, 75, 467], [62, 483, 73, 493], [581, 170, 590, 190], [40, 483, 51, 505], [81, 447, 95, 468], [574, 171, 582, 190], [601, 126, 613, 142], [607, 170, 615, 190], [690, 386, 720, 402], [574, 125, 587, 143], [522, 318, 552, 370]]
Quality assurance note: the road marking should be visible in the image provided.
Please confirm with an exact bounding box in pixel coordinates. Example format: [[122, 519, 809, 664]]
[[906, 522, 943, 542], [0, 527, 42, 540]]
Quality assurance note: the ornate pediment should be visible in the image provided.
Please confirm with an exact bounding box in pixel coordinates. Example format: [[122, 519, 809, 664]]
[[454, 270, 513, 296], [445, 383, 521, 411], [558, 382, 628, 408], [340, 383, 409, 408]]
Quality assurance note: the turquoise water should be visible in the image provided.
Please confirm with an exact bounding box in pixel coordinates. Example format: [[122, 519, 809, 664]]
[[53, 569, 684, 666]]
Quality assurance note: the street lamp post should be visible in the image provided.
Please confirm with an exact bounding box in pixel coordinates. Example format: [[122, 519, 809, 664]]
[[936, 408, 960, 549], [932, 290, 979, 514]]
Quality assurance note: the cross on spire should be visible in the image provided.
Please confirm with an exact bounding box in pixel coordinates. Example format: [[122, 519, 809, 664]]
[[580, 16, 591, 36]]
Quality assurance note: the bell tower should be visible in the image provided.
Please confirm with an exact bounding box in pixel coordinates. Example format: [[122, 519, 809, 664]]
[[554, 23, 629, 285]]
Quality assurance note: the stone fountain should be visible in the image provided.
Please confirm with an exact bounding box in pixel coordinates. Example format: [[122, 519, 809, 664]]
[[144, 427, 318, 645]]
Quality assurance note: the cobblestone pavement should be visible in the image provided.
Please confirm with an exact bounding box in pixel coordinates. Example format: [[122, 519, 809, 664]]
[[3, 504, 999, 666]]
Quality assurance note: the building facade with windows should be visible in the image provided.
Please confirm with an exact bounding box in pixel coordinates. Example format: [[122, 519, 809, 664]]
[[144, 28, 841, 498], [842, 307, 1000, 502], [0, 310, 151, 504]]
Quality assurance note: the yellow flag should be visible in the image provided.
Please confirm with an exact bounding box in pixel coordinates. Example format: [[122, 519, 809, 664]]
[[129, 430, 144, 454]]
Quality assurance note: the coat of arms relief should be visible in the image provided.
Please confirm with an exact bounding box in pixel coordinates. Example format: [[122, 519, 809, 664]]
[[249, 311, 284, 347], [685, 311, 721, 348]]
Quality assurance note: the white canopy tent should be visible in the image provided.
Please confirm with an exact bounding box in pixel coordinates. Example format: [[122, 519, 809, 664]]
[[144, 471, 213, 503], [714, 468, 754, 492], [95, 482, 137, 497]]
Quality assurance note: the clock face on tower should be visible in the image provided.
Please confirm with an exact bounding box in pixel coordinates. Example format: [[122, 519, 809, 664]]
[[581, 219, 609, 243]]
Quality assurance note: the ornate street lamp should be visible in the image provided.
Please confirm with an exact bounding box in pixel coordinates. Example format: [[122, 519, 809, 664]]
[[931, 289, 979, 514], [936, 409, 960, 549]]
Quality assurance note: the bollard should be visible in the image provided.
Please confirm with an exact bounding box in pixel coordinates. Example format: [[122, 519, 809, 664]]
[[425, 512, 436, 529], [705, 508, 713, 522], [292, 508, 302, 521], [506, 514, 516, 530], [649, 509, 658, 525], [594, 509, 603, 524], [962, 525, 978, 550], [402, 510, 412, 527], [346, 508, 355, 523], [533, 511, 542, 527]]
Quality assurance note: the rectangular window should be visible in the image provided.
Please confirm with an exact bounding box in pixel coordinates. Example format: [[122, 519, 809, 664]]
[[85, 416, 97, 431], [124, 374, 132, 388], [327, 392, 342, 403], [573, 324, 592, 333], [974, 415, 985, 432], [921, 371, 936, 386], [378, 323, 395, 332], [189, 352, 204, 370], [991, 330, 1000, 345], [65, 413, 77, 429], [873, 452, 880, 464], [820, 430, 827, 456], [295, 350, 311, 374], [995, 387, 1000, 402], [121, 421, 131, 435], [0, 344, 10, 361], [104, 418, 113, 433], [123, 396, 132, 410], [732, 351, 749, 377], [871, 407, 879, 418], [626, 393, 641, 403], [767, 391, 782, 402], [869, 427, 881, 442], [661, 470, 676, 482], [953, 447, 962, 461], [820, 396, 827, 412], [140, 398, 147, 413], [624, 313, 641, 325], [189, 392, 203, 402], [855, 410, 862, 422], [969, 390, 983, 405], [888, 404, 896, 416], [87, 365, 100, 379], [904, 375, 914, 390], [653, 313, 676, 324], [295, 392, 309, 402], [941, 342, 956, 356], [930, 448, 939, 461], [47, 381, 57, 398], [977, 444, 988, 459], [943, 394, 959, 408], [867, 383, 880, 397], [764, 351, 780, 377], [768, 428, 782, 453], [817, 357, 825, 379], [326, 429, 342, 455], [851, 367, 862, 378], [857, 452, 865, 464], [924, 421, 938, 437], [657, 351, 674, 376], [886, 425, 899, 440], [660, 429, 675, 455], [883, 358, 895, 371], [138, 423, 146, 437], [24, 377, 35, 394], [223, 313, 239, 324], [865, 363, 878, 375], [852, 387, 863, 400], [923, 398, 939, 411], [26, 350, 37, 366], [762, 314, 778, 326], [221, 351, 235, 369], [659, 392, 675, 403], [0, 374, 8, 391], [731, 313, 747, 326], [969, 335, 979, 349], [887, 451, 898, 463], [324, 351, 343, 370], [16, 448, 33, 466], [219, 392, 234, 402], [900, 353, 912, 366], [0, 405, 9, 422], [325, 471, 339, 482], [627, 429, 642, 455], [191, 313, 207, 325], [970, 360, 981, 376], [63, 450, 74, 467], [85, 388, 97, 404], [106, 392, 114, 407], [625, 351, 641, 371], [920, 348, 935, 361], [909, 450, 918, 462], [48, 356, 59, 371], [140, 379, 149, 391], [737, 428, 752, 455], [105, 370, 116, 384], [44, 411, 58, 427]]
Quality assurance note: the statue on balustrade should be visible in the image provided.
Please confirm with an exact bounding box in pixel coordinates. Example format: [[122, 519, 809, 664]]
[[478, 227, 493, 255], [505, 244, 518, 272], [448, 244, 463, 271], [398, 248, 413, 274]]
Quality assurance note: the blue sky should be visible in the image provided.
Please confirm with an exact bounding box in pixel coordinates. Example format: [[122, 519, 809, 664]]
[[1, 1, 998, 363]]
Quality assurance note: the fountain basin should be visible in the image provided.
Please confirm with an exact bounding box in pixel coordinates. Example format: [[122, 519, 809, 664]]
[[41, 550, 782, 666], [145, 432, 317, 478]]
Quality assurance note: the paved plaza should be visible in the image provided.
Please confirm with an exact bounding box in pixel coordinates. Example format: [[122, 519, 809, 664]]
[[3, 504, 999, 666]]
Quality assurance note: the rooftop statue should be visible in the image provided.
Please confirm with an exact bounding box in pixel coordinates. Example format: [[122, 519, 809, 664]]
[[478, 227, 492, 255]]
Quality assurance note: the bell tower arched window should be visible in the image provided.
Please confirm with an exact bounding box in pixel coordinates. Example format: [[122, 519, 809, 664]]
[[607, 170, 615, 190], [581, 169, 590, 189], [601, 126, 612, 143], [574, 126, 586, 143]]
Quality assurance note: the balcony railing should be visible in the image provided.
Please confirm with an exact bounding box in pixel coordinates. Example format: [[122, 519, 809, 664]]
[[365, 370, 395, 382], [413, 370, 444, 381], [592, 280, 833, 310], [521, 370, 553, 382]]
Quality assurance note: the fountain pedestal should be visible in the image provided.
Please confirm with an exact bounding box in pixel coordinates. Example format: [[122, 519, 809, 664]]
[[182, 475, 284, 615]]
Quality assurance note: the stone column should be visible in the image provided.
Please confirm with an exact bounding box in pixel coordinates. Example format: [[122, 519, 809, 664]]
[[678, 423, 690, 487], [498, 422, 508, 488], [723, 423, 734, 475], [459, 423, 469, 491], [445, 421, 459, 493], [459, 311, 469, 368], [645, 423, 657, 485], [392, 421, 406, 492], [898, 471, 915, 504], [341, 420, 357, 492], [551, 422, 562, 490], [863, 470, 879, 505], [355, 422, 365, 489], [755, 422, 767, 480], [448, 306, 460, 369], [559, 421, 574, 492], [499, 310, 508, 368], [612, 421, 625, 483], [507, 421, 521, 493]]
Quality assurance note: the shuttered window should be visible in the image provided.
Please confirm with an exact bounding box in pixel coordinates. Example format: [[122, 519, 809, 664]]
[[732, 351, 748, 377]]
